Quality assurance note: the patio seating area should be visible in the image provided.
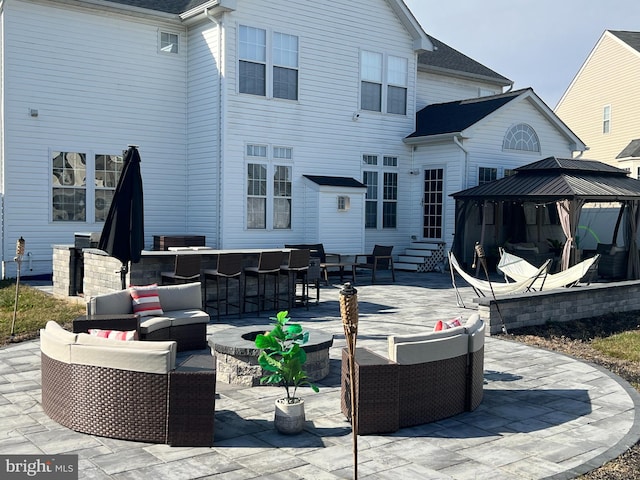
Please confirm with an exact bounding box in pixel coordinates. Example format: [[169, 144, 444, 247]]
[[4, 271, 640, 479]]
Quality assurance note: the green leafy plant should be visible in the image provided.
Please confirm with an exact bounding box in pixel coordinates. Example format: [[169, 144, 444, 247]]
[[254, 310, 319, 403]]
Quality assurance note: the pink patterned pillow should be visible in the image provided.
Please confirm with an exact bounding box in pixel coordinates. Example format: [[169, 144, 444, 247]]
[[88, 329, 137, 341], [129, 284, 164, 317], [434, 316, 462, 332]]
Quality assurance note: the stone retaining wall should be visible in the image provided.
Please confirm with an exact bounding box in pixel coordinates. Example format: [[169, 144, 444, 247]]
[[477, 280, 640, 335]]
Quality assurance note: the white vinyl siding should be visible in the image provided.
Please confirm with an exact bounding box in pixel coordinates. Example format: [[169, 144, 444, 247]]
[[3, 1, 187, 275]]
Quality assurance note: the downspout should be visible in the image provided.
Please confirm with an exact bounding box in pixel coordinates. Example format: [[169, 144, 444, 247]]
[[205, 8, 224, 248], [453, 135, 468, 189]]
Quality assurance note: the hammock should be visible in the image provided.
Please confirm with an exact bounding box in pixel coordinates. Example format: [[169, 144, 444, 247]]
[[448, 251, 551, 307], [497, 250, 600, 291]]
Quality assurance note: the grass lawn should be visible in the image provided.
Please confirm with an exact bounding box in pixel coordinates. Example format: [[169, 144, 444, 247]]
[[0, 280, 85, 345]]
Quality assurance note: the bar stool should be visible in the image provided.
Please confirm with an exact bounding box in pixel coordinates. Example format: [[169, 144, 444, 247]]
[[243, 251, 284, 314], [161, 254, 201, 285], [203, 253, 243, 320], [280, 249, 310, 310]]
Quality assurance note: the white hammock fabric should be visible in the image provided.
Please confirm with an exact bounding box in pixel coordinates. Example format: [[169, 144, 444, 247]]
[[498, 250, 600, 290], [448, 251, 550, 306]]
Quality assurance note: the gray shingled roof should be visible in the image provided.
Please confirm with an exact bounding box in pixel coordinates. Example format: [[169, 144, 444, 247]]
[[610, 31, 640, 53], [418, 35, 512, 86], [452, 157, 640, 202], [617, 139, 640, 159], [102, 0, 210, 14], [303, 175, 365, 188], [406, 89, 526, 138]]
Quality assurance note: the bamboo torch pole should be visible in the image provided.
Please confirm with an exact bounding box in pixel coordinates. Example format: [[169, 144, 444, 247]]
[[339, 282, 359, 479], [10, 237, 25, 340]]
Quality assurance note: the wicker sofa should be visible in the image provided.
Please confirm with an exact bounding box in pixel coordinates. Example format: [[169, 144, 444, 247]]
[[40, 321, 216, 446], [341, 314, 485, 434], [86, 282, 209, 351]]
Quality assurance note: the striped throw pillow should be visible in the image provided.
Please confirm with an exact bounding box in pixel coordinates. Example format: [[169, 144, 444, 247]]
[[433, 316, 462, 332], [129, 284, 164, 317], [88, 329, 137, 341]]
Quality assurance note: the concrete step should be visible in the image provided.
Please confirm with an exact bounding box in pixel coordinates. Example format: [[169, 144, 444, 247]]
[[399, 255, 428, 263], [409, 242, 441, 251], [405, 249, 433, 257], [394, 262, 419, 271]]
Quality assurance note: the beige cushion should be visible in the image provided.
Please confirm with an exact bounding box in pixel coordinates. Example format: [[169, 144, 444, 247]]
[[157, 282, 202, 312], [469, 320, 486, 353], [390, 334, 468, 364], [167, 309, 210, 327], [388, 326, 464, 359], [75, 333, 177, 366], [39, 321, 77, 363], [86, 289, 133, 315], [70, 344, 175, 374], [139, 316, 172, 334]]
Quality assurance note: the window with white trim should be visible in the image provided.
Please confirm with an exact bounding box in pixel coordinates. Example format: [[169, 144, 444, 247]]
[[239, 25, 298, 100], [159, 31, 179, 54], [246, 144, 292, 229], [360, 51, 407, 115], [503, 123, 540, 152], [478, 167, 497, 185], [52, 151, 123, 222], [603, 105, 611, 134], [363, 154, 398, 228]]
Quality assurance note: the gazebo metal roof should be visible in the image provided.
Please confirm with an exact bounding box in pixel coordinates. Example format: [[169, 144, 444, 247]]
[[451, 157, 640, 202]]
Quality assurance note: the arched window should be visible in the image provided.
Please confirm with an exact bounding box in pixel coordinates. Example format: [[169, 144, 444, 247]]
[[503, 123, 540, 152]]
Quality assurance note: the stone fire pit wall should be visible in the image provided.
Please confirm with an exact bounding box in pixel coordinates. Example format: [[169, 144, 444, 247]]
[[211, 326, 334, 387]]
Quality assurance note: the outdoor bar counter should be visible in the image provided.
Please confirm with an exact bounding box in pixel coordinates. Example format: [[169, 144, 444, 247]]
[[52, 244, 292, 300]]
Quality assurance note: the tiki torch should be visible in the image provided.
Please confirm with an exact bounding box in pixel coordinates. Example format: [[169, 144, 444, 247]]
[[339, 282, 359, 479], [10, 237, 25, 340]]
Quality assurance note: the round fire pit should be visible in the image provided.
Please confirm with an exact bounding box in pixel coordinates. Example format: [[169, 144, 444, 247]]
[[211, 325, 334, 386]]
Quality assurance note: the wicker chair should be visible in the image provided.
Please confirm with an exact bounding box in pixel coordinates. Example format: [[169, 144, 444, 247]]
[[341, 315, 485, 434], [40, 321, 216, 446]]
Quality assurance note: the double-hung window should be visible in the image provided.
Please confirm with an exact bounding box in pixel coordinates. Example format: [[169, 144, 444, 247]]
[[478, 167, 497, 185], [360, 51, 408, 115], [246, 144, 292, 230], [363, 154, 398, 229], [239, 25, 298, 100], [52, 151, 123, 222], [603, 105, 611, 134]]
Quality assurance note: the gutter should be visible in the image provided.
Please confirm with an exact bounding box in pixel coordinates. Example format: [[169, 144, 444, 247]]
[[204, 6, 227, 249], [453, 136, 469, 190]]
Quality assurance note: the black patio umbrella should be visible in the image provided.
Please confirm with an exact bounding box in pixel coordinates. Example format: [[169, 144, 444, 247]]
[[98, 145, 144, 289]]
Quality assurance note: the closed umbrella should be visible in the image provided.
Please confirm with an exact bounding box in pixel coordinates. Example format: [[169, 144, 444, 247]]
[[98, 145, 144, 289]]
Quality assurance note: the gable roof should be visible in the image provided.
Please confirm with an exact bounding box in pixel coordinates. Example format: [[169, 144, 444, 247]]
[[609, 30, 640, 53], [418, 35, 512, 87], [452, 157, 640, 202], [101, 0, 211, 14], [405, 88, 586, 150], [617, 139, 640, 159], [406, 89, 524, 139]]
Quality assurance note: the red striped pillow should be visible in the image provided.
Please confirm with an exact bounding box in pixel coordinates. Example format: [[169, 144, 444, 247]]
[[88, 329, 137, 341], [434, 316, 462, 331], [129, 284, 164, 317]]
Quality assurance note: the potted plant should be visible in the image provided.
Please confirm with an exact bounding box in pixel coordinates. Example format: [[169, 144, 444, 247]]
[[254, 310, 319, 434]]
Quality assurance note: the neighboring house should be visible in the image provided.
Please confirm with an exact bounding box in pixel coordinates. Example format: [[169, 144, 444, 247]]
[[555, 31, 640, 175], [0, 0, 583, 277]]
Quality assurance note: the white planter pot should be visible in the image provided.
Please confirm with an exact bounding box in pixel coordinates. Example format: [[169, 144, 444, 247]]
[[274, 397, 305, 434]]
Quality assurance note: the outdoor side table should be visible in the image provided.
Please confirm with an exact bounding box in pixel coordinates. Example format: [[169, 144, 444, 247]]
[[72, 314, 140, 336], [168, 353, 216, 447], [341, 347, 399, 435]]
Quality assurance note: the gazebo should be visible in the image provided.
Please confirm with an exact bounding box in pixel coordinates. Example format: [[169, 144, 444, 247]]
[[451, 157, 640, 279]]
